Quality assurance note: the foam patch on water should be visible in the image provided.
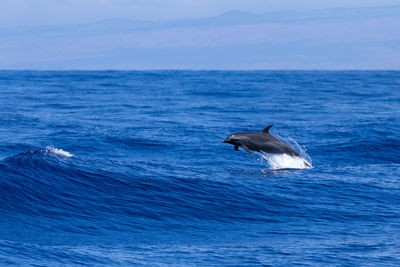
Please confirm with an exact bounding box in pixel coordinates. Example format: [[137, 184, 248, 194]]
[[43, 146, 74, 158], [258, 153, 312, 170]]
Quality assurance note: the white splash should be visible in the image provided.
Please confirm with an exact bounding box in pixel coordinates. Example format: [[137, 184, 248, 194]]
[[258, 153, 312, 170], [43, 146, 74, 158], [254, 134, 313, 170]]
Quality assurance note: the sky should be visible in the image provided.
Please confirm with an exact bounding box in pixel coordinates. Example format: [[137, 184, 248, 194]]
[[0, 0, 399, 69], [1, 0, 400, 26]]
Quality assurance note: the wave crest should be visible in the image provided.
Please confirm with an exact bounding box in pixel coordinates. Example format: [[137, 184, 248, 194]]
[[42, 146, 74, 158], [3, 146, 74, 163]]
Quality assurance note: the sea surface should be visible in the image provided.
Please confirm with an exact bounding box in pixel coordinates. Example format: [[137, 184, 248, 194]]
[[0, 70, 399, 266]]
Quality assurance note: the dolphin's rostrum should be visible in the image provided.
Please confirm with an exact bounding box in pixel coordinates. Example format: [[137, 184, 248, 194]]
[[222, 125, 301, 157]]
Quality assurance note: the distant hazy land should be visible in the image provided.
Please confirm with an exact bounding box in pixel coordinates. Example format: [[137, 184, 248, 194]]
[[1, 6, 399, 69]]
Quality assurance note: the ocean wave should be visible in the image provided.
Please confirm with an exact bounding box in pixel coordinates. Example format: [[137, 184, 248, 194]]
[[42, 146, 74, 158], [4, 146, 74, 160], [0, 146, 306, 225]]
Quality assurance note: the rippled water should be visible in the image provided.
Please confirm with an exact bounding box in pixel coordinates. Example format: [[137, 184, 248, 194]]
[[0, 71, 399, 266]]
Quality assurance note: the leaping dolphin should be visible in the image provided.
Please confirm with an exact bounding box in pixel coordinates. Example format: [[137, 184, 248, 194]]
[[222, 125, 302, 157]]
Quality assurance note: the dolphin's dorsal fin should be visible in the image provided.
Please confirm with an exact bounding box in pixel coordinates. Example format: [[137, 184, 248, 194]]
[[261, 125, 273, 134]]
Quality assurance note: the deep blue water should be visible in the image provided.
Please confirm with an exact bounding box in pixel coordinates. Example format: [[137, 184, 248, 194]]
[[0, 71, 399, 266]]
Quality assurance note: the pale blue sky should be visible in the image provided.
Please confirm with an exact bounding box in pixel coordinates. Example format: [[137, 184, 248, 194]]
[[0, 0, 399, 69]]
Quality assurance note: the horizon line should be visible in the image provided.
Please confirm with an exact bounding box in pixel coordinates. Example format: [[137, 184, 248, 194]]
[[1, 69, 399, 72]]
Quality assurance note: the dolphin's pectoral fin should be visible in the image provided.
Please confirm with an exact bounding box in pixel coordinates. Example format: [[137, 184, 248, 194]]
[[260, 125, 273, 134], [234, 145, 239, 151], [304, 161, 312, 168], [242, 145, 252, 154]]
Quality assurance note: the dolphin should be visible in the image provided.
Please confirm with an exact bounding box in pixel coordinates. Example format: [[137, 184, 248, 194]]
[[222, 125, 302, 157]]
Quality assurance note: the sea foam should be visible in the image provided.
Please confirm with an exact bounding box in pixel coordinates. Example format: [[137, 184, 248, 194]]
[[43, 146, 74, 158]]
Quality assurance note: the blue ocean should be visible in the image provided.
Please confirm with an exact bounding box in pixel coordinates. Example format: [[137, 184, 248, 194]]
[[0, 70, 399, 266]]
